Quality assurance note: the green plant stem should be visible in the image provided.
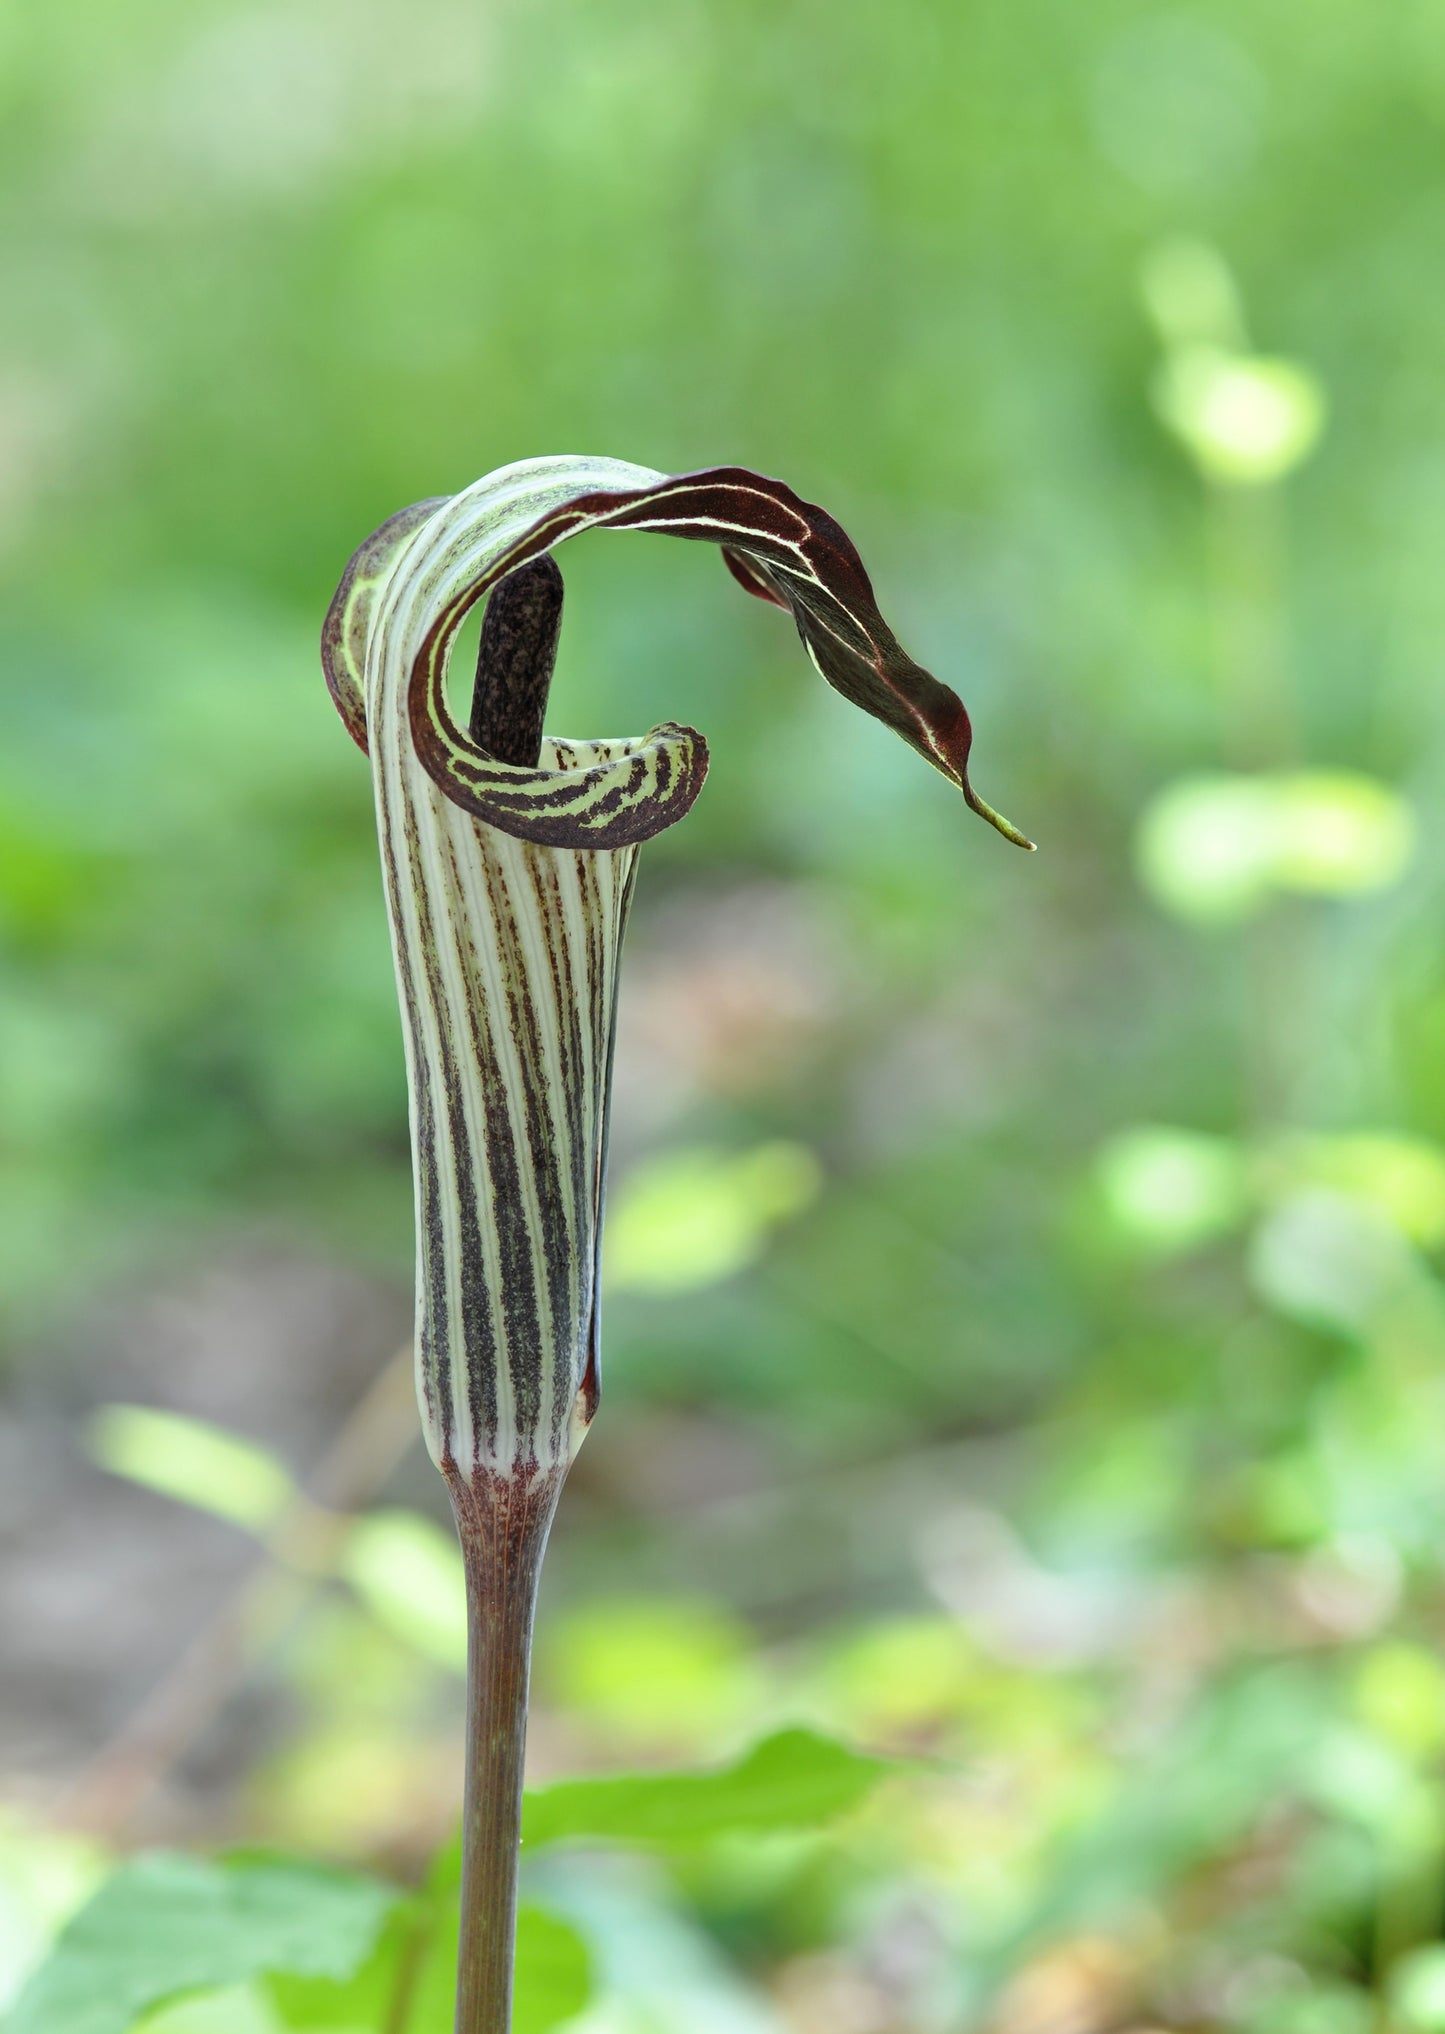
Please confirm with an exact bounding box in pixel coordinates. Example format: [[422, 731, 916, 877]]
[[445, 1463, 566, 2034]]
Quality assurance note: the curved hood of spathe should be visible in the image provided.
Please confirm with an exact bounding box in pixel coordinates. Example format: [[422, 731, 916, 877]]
[[323, 454, 1033, 852]]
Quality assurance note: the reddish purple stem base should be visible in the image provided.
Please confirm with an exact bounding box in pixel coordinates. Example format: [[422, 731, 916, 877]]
[[444, 1464, 567, 2034]]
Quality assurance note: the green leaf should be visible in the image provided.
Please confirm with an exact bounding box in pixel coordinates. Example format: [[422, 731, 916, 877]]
[[1393, 1946, 1445, 2033], [509, 1911, 590, 2034], [263, 1907, 417, 2030], [136, 1991, 274, 2034], [6, 1854, 397, 2034], [539, 1596, 758, 1754], [522, 1727, 892, 1849], [264, 1837, 590, 2034], [604, 1142, 822, 1295], [338, 1510, 468, 1671], [1153, 343, 1325, 485], [86, 1406, 296, 1535], [1135, 771, 1415, 925], [398, 1874, 590, 2034], [1094, 1125, 1249, 1256]]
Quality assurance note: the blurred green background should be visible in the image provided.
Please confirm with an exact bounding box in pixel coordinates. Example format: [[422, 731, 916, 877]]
[[5, 0, 1445, 2029]]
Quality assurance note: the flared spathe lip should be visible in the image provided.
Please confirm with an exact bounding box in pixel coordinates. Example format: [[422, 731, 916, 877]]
[[322, 453, 1032, 852]]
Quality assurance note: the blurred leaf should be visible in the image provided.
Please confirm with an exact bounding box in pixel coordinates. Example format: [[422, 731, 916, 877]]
[[263, 1904, 416, 2030], [1258, 1981, 1375, 2034], [6, 1855, 396, 2034], [1393, 1947, 1445, 2033], [266, 1838, 590, 2034], [1136, 775, 1286, 923], [1353, 1643, 1445, 1760], [339, 1511, 467, 1671], [0, 1816, 108, 2016], [1139, 236, 1246, 349], [1266, 1134, 1445, 1247], [991, 1663, 1335, 1964], [402, 1888, 589, 2034], [1271, 774, 1417, 894], [1137, 772, 1415, 924], [539, 1597, 759, 1754], [137, 1989, 275, 2034], [819, 1617, 978, 1738], [523, 1727, 892, 1849], [0, 994, 130, 1149], [1249, 1190, 1414, 1332], [1153, 344, 1325, 484], [1094, 1124, 1249, 1254], [1302, 1726, 1422, 1834], [0, 802, 108, 946], [509, 1911, 591, 2034], [604, 1142, 822, 1294], [249, 1722, 442, 1859], [86, 1407, 295, 1535]]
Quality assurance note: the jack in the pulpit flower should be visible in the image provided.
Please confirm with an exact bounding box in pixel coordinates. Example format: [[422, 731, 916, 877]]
[[321, 454, 1029, 2034]]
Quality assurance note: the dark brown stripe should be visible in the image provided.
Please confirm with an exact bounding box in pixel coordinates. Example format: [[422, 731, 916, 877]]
[[484, 847, 583, 1451], [449, 838, 545, 1454], [417, 829, 498, 1455]]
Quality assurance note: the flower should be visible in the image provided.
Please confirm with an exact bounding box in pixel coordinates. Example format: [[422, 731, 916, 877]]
[[321, 453, 1029, 2031], [322, 454, 1028, 1486]]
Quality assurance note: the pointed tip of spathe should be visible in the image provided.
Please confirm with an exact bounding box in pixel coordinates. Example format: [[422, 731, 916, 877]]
[[924, 696, 1035, 852], [964, 782, 1037, 852]]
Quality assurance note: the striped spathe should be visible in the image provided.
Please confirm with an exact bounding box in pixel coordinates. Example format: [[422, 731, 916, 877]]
[[390, 747, 639, 1475], [323, 454, 1029, 1479]]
